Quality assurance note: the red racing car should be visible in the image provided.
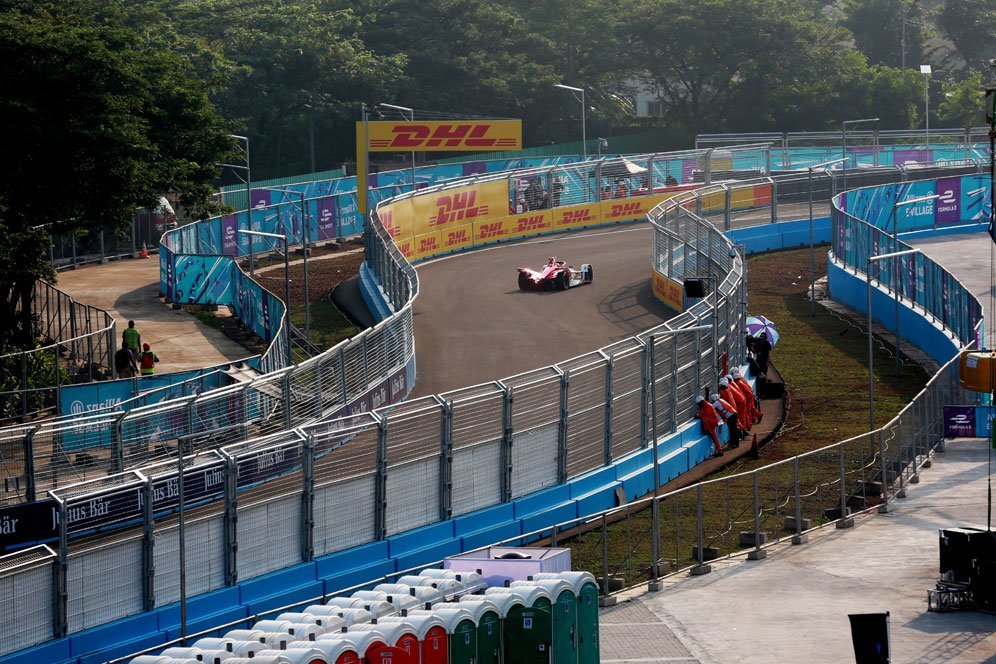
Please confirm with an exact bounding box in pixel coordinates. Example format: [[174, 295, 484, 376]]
[[517, 257, 594, 291]]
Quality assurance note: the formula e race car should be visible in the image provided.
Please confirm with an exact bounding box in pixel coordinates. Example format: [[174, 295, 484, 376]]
[[517, 257, 594, 291]]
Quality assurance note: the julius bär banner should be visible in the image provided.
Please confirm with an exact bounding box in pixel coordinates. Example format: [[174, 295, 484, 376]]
[[357, 119, 522, 215]]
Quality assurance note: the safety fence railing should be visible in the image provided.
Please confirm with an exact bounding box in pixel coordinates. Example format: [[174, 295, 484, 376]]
[[697, 127, 991, 170], [0, 280, 116, 424]]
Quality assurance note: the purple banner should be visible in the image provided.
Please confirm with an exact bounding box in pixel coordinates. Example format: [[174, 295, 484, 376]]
[[317, 197, 339, 241], [893, 149, 934, 166], [462, 162, 487, 177], [934, 178, 961, 225], [250, 188, 271, 210], [262, 292, 271, 341], [943, 406, 975, 438], [222, 215, 239, 255]]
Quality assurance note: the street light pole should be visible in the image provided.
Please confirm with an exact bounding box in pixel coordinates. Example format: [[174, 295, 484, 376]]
[[257, 187, 312, 347], [867, 248, 921, 431], [807, 158, 848, 316], [889, 194, 939, 373], [217, 134, 252, 275], [554, 84, 586, 160], [920, 65, 932, 147], [841, 118, 879, 192], [380, 103, 417, 193]]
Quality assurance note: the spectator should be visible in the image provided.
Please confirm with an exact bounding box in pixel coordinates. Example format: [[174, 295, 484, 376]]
[[614, 178, 628, 199], [725, 373, 754, 432], [122, 320, 141, 353], [551, 177, 565, 207], [754, 332, 772, 374], [731, 367, 762, 423], [114, 346, 138, 378], [695, 395, 724, 457], [719, 377, 749, 440], [139, 343, 160, 375], [710, 393, 739, 448]]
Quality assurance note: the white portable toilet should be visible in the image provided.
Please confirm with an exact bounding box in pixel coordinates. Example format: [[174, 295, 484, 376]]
[[357, 599, 398, 618], [479, 590, 527, 618], [127, 657, 173, 664], [278, 611, 321, 625], [191, 649, 231, 664], [488, 584, 551, 608], [323, 597, 359, 610], [420, 568, 486, 592], [305, 637, 361, 662], [374, 582, 443, 609], [212, 658, 289, 664], [285, 622, 327, 641], [257, 648, 327, 664], [258, 631, 295, 649], [424, 578, 466, 601], [305, 604, 363, 628], [333, 607, 375, 627], [511, 578, 572, 602], [225, 629, 266, 643], [228, 639, 268, 658], [383, 611, 448, 649], [192, 637, 235, 652], [352, 590, 416, 614], [396, 574, 437, 588], [348, 620, 417, 650], [253, 619, 296, 634], [159, 648, 203, 660], [456, 596, 501, 622], [332, 628, 387, 656]]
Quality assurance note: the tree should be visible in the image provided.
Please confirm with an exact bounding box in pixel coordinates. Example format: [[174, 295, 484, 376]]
[[840, 0, 927, 70], [0, 9, 233, 347], [937, 0, 996, 72], [937, 72, 987, 128]]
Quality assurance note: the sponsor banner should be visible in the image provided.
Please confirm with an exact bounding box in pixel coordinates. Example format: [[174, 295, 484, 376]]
[[412, 231, 444, 261], [411, 180, 508, 237], [934, 178, 961, 225], [699, 190, 726, 213], [316, 197, 339, 240], [474, 218, 515, 243], [754, 184, 772, 206], [895, 180, 936, 232], [731, 187, 755, 210], [507, 211, 553, 239], [347, 361, 411, 415], [652, 270, 684, 312], [222, 215, 239, 255], [962, 175, 991, 222], [365, 120, 521, 152], [0, 499, 58, 552], [601, 194, 671, 222], [396, 236, 415, 260], [552, 203, 599, 230], [236, 440, 304, 488], [249, 188, 271, 210], [172, 255, 234, 306], [976, 406, 996, 440], [150, 461, 227, 513], [66, 485, 143, 535], [440, 224, 473, 252]]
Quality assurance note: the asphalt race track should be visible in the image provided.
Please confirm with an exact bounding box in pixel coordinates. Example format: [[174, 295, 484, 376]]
[[410, 222, 673, 397]]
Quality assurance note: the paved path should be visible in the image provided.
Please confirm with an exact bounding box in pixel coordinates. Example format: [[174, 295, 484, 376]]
[[55, 258, 249, 373]]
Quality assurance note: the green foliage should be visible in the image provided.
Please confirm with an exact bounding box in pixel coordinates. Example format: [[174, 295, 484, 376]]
[[840, 0, 927, 70], [937, 72, 988, 128], [0, 343, 71, 421], [936, 0, 996, 72]]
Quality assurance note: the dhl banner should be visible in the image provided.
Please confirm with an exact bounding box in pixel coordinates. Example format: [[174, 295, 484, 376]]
[[411, 180, 508, 237], [731, 184, 772, 210], [652, 270, 684, 312], [365, 120, 522, 153]]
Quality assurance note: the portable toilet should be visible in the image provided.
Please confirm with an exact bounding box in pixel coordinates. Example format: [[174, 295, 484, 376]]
[[397, 576, 467, 602], [159, 648, 204, 660], [325, 597, 363, 610], [419, 606, 477, 664], [257, 648, 328, 664], [334, 607, 376, 627], [192, 649, 231, 664], [346, 623, 417, 664], [229, 640, 269, 658], [279, 611, 321, 624], [212, 658, 288, 664], [511, 579, 576, 664], [532, 571, 600, 664], [373, 583, 443, 608], [383, 612, 448, 664], [488, 585, 553, 664], [192, 637, 234, 652], [396, 575, 438, 588], [226, 628, 267, 643], [420, 568, 486, 593], [456, 597, 503, 664], [127, 658, 178, 664], [296, 638, 361, 664], [352, 590, 417, 614], [254, 619, 296, 634], [333, 629, 387, 661], [258, 631, 295, 649]]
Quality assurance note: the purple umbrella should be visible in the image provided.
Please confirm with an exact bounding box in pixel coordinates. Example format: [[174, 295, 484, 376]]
[[745, 315, 779, 347]]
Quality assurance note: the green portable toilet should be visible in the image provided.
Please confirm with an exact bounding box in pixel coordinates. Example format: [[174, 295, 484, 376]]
[[488, 585, 553, 664], [533, 572, 600, 664], [457, 596, 503, 664], [512, 579, 577, 664], [415, 606, 478, 664]]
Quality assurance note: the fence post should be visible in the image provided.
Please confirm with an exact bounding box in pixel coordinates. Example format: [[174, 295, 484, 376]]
[[878, 428, 894, 513], [24, 428, 37, 503], [141, 473, 155, 611], [748, 472, 766, 560], [792, 456, 808, 544], [436, 397, 453, 521], [223, 451, 239, 585], [20, 353, 27, 419], [670, 335, 680, 433], [339, 349, 349, 407], [601, 352, 613, 466], [108, 321, 118, 380], [640, 340, 650, 449], [556, 368, 569, 484], [283, 370, 293, 428], [301, 434, 315, 563], [692, 484, 711, 575], [769, 179, 779, 223], [498, 381, 513, 502], [374, 413, 388, 540], [53, 497, 68, 638], [836, 444, 854, 528], [723, 186, 732, 231], [112, 412, 127, 474]]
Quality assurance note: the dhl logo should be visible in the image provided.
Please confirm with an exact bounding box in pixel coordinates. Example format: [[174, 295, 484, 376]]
[[445, 229, 469, 245], [609, 202, 644, 218], [516, 216, 548, 233], [370, 123, 519, 150], [418, 236, 440, 254], [429, 191, 488, 226], [477, 222, 507, 239], [556, 208, 596, 226], [379, 209, 402, 237], [397, 240, 414, 258]]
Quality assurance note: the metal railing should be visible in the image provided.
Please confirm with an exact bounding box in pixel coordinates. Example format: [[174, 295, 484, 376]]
[[0, 280, 116, 424]]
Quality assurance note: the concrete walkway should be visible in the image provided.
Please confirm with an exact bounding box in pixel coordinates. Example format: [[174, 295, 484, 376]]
[[55, 257, 249, 373]]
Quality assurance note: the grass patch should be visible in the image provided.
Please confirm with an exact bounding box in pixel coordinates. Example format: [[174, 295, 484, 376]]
[[289, 299, 358, 350], [189, 308, 224, 332]]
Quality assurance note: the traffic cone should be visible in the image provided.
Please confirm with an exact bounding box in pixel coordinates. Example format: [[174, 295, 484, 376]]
[[139, 242, 149, 259]]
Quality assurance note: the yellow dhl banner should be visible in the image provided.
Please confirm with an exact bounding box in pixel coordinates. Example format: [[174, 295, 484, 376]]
[[363, 120, 522, 152], [411, 180, 509, 238], [652, 270, 684, 312]]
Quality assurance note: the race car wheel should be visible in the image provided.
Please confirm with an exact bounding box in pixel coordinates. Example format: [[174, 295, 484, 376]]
[[518, 272, 531, 291], [557, 270, 570, 290], [584, 264, 594, 283]]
